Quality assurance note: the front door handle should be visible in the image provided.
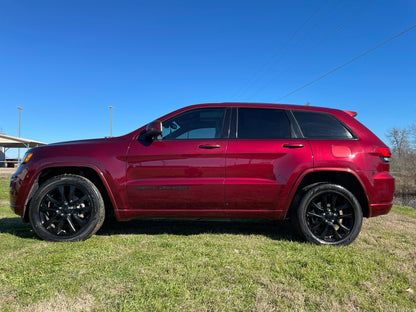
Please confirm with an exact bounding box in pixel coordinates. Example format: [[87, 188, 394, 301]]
[[283, 143, 304, 149], [199, 144, 221, 149]]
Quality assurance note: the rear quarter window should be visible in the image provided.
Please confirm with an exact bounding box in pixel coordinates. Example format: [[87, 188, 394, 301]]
[[293, 110, 355, 139]]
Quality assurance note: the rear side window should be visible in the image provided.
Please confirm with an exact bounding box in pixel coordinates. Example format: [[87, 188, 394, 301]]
[[293, 111, 354, 139], [237, 108, 291, 139]]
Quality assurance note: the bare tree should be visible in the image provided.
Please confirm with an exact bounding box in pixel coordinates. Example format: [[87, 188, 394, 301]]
[[386, 127, 410, 157], [386, 126, 416, 207], [411, 123, 416, 150]]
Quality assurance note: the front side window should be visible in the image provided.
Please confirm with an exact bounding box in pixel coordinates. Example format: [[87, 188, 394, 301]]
[[293, 110, 354, 139], [237, 108, 291, 139], [162, 108, 226, 140]]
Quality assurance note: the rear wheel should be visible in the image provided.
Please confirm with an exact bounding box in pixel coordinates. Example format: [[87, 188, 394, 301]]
[[29, 175, 105, 242], [293, 184, 363, 246]]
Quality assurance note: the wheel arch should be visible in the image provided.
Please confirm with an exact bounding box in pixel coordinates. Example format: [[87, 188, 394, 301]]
[[23, 165, 116, 222], [286, 169, 369, 218]]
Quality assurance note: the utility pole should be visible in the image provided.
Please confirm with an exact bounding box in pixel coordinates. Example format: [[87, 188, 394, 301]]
[[109, 106, 113, 137], [17, 106, 23, 162]]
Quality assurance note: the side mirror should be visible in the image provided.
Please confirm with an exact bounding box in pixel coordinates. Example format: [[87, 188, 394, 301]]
[[144, 120, 162, 141]]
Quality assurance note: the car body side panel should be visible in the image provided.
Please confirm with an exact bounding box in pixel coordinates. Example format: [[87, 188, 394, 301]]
[[307, 139, 394, 217], [225, 139, 313, 211], [9, 138, 131, 219], [126, 139, 227, 210]]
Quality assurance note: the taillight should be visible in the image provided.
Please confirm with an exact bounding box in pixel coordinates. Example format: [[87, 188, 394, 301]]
[[375, 147, 391, 162]]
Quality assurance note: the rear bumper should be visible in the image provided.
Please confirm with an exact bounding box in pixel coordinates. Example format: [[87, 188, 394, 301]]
[[367, 171, 395, 217], [369, 202, 393, 217]]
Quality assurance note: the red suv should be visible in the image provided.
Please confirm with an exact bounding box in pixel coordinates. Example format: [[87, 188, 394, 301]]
[[9, 103, 394, 245]]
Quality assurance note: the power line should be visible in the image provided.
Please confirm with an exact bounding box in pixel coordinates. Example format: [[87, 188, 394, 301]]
[[246, 0, 373, 100], [230, 0, 330, 100], [276, 24, 416, 102]]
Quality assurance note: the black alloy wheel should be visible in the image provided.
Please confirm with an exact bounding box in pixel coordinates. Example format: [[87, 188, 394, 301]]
[[294, 184, 363, 246], [29, 175, 105, 242]]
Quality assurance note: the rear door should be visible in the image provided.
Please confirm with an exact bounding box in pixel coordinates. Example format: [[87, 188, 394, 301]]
[[225, 107, 313, 211]]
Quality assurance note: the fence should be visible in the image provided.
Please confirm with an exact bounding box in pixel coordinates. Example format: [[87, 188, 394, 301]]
[[0, 160, 19, 168]]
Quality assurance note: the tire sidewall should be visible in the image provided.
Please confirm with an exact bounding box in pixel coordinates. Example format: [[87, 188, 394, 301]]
[[296, 184, 363, 246], [29, 175, 105, 242]]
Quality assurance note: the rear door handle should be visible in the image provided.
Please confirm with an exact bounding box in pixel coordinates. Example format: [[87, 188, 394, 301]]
[[199, 144, 221, 149], [283, 143, 304, 149]]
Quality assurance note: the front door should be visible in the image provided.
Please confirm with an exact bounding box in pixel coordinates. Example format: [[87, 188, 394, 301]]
[[126, 107, 229, 210]]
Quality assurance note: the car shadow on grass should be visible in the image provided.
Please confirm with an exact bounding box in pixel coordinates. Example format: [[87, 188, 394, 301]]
[[98, 218, 301, 242], [0, 217, 38, 239], [0, 216, 301, 242]]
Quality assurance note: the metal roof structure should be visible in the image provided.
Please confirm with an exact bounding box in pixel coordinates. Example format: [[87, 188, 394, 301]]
[[0, 133, 46, 149]]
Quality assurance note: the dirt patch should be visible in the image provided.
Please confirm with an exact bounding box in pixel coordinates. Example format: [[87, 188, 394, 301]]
[[21, 293, 97, 312], [0, 168, 14, 178], [366, 211, 416, 236]]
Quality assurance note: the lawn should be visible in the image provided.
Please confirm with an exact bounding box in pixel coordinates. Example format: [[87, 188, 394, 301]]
[[0, 178, 415, 311]]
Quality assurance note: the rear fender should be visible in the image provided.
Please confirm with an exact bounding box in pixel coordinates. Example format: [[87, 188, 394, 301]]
[[284, 168, 369, 218]]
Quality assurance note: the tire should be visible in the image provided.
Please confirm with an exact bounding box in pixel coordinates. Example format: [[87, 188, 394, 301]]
[[293, 184, 363, 246], [29, 175, 105, 242]]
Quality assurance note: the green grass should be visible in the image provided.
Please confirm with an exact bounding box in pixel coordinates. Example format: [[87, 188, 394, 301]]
[[392, 205, 416, 218], [0, 178, 9, 200], [1, 178, 415, 311]]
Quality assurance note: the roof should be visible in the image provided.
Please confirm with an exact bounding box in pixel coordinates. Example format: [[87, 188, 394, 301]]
[[157, 102, 357, 123], [0, 133, 47, 148]]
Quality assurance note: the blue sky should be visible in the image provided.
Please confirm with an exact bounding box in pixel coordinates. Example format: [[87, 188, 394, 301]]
[[1, 0, 415, 158]]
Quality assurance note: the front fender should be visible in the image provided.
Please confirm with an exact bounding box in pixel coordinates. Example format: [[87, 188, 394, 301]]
[[14, 161, 124, 221]]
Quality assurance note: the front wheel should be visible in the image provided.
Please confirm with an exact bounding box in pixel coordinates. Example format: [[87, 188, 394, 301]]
[[293, 184, 363, 246], [29, 175, 105, 242]]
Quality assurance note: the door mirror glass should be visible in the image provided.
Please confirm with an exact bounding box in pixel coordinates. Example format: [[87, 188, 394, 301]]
[[145, 120, 162, 141]]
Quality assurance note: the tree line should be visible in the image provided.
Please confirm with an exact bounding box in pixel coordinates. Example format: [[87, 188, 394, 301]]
[[386, 124, 416, 207]]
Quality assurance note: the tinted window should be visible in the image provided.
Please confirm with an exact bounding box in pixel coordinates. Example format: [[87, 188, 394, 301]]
[[162, 108, 226, 140], [293, 111, 354, 139], [237, 108, 291, 139]]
